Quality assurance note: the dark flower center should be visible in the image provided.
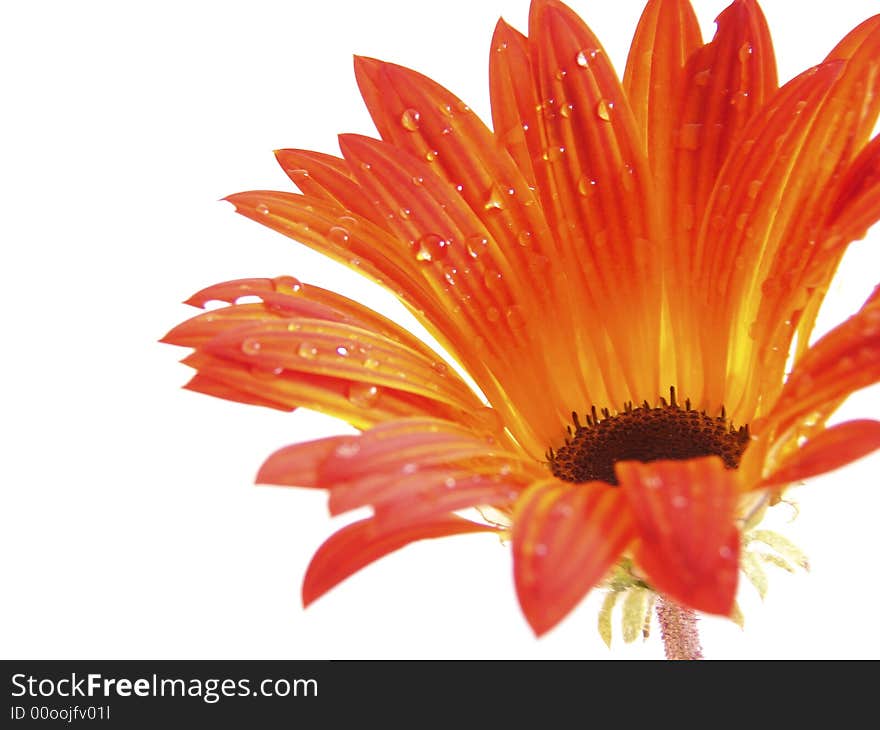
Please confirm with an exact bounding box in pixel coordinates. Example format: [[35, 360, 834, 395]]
[[547, 388, 750, 486]]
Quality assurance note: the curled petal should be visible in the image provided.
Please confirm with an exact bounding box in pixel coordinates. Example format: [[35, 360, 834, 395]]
[[513, 479, 635, 636], [759, 420, 880, 489], [302, 515, 497, 607], [618, 457, 740, 616], [763, 286, 880, 439]]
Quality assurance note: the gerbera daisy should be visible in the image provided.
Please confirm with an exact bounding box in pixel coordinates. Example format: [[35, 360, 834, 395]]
[[163, 0, 880, 657]]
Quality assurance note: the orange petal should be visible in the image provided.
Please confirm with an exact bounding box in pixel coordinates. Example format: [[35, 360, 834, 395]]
[[623, 0, 702, 183], [180, 351, 467, 428], [489, 19, 539, 188], [618, 457, 740, 616], [826, 133, 880, 244], [314, 418, 514, 485], [759, 420, 880, 490], [256, 436, 355, 487], [223, 190, 440, 309], [825, 16, 880, 155], [513, 478, 635, 636], [274, 148, 383, 226], [758, 286, 880, 441], [302, 515, 497, 607], [173, 276, 440, 358], [200, 318, 480, 410], [688, 62, 843, 417], [526, 0, 661, 403], [370, 472, 522, 530], [674, 0, 777, 237]]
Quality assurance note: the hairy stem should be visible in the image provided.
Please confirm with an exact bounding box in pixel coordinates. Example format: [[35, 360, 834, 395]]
[[656, 597, 703, 660]]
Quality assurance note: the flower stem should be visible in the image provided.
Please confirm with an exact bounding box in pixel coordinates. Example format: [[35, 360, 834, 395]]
[[656, 597, 703, 660]]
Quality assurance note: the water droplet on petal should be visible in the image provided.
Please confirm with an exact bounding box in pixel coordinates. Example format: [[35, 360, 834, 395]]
[[466, 234, 488, 258], [297, 342, 318, 359], [577, 176, 598, 196], [328, 226, 350, 245], [483, 269, 502, 289], [256, 203, 270, 215], [738, 43, 753, 63], [338, 215, 358, 228], [517, 230, 532, 247], [241, 338, 262, 355], [348, 382, 381, 408], [425, 149, 439, 162], [414, 233, 449, 262], [398, 207, 411, 220], [335, 441, 361, 458], [336, 345, 350, 357], [619, 164, 635, 192], [484, 189, 505, 212], [596, 99, 614, 122], [400, 108, 421, 131], [576, 50, 590, 68], [747, 179, 762, 199], [363, 357, 380, 370], [506, 304, 526, 329], [274, 275, 302, 292], [412, 175, 424, 186]]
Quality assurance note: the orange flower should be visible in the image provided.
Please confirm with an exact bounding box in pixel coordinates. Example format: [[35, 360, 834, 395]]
[[163, 0, 880, 638]]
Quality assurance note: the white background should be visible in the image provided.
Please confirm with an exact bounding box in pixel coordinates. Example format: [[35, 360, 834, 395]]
[[3, 0, 879, 660]]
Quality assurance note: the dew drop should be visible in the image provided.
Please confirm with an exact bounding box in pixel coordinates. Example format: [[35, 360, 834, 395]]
[[412, 175, 424, 186], [738, 43, 753, 63], [517, 230, 532, 247], [255, 203, 270, 215], [483, 189, 505, 212], [619, 164, 635, 192], [398, 207, 411, 220], [432, 361, 448, 376], [328, 226, 350, 245], [575, 50, 590, 68], [348, 382, 381, 408], [425, 149, 439, 162], [596, 99, 614, 122], [414, 233, 449, 262], [363, 357, 380, 370], [274, 275, 302, 292], [336, 345, 350, 357], [577, 176, 598, 196], [506, 304, 526, 329], [335, 441, 361, 459], [747, 179, 762, 199], [466, 234, 488, 258], [241, 338, 262, 355], [400, 108, 421, 131], [483, 269, 502, 289], [297, 342, 319, 359], [559, 103, 573, 118]]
